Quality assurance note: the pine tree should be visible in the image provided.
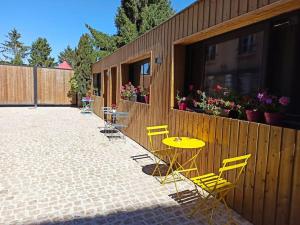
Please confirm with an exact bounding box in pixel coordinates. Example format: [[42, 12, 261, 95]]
[[114, 8, 138, 46], [140, 0, 174, 34], [58, 45, 76, 68], [115, 0, 174, 36], [70, 34, 96, 97], [86, 0, 174, 59], [28, 38, 55, 67], [85, 24, 118, 58], [0, 28, 29, 65]]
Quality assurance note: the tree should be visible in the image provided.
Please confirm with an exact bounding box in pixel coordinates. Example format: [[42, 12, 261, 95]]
[[85, 24, 119, 58], [114, 8, 138, 46], [140, 1, 174, 34], [28, 38, 55, 67], [86, 0, 174, 59], [0, 28, 29, 65], [58, 45, 76, 68], [70, 34, 96, 97], [115, 0, 174, 36]]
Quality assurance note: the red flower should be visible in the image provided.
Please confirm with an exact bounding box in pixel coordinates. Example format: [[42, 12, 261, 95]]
[[214, 84, 223, 92]]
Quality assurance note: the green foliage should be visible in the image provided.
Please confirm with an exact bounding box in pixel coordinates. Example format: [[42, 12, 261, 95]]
[[70, 34, 96, 97], [115, 8, 138, 46], [0, 28, 29, 65], [58, 45, 76, 68], [85, 24, 118, 58], [116, 0, 174, 35], [28, 37, 55, 67], [140, 0, 174, 34], [86, 0, 174, 60]]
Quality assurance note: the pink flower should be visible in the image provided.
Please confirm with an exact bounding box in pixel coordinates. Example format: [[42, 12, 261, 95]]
[[257, 92, 266, 100], [279, 96, 289, 106], [265, 98, 273, 104]]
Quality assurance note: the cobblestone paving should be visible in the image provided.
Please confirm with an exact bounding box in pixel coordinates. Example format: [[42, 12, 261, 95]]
[[0, 107, 252, 225]]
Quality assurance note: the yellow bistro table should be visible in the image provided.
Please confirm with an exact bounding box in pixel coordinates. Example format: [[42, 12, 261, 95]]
[[161, 137, 205, 193]]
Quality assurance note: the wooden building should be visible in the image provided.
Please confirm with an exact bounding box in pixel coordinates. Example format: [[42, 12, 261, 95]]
[[92, 1, 300, 225]]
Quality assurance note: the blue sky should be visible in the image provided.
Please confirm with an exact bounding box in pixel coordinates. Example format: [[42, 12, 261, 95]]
[[0, 0, 195, 62]]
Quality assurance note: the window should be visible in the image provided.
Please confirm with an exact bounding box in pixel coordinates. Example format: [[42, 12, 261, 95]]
[[141, 62, 150, 75], [206, 45, 216, 61], [121, 57, 151, 104], [173, 10, 300, 127], [239, 35, 256, 55], [92, 73, 101, 96], [174, 26, 265, 106], [204, 31, 263, 95]]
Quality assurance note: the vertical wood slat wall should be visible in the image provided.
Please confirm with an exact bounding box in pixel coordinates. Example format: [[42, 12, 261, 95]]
[[91, 1, 300, 225], [37, 68, 75, 105], [0, 65, 34, 104], [0, 65, 74, 105]]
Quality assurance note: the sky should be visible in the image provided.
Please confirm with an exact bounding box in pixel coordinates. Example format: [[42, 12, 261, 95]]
[[0, 0, 195, 62]]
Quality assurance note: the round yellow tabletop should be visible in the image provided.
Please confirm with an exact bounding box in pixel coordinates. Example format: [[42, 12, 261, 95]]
[[162, 137, 205, 149]]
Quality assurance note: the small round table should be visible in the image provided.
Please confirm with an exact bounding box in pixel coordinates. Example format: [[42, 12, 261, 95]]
[[162, 137, 205, 149], [160, 137, 206, 194]]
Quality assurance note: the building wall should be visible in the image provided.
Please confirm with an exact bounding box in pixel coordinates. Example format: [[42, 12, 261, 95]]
[[92, 1, 300, 225]]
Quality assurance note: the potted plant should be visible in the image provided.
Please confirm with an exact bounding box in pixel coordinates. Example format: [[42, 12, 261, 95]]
[[138, 86, 150, 104], [176, 90, 187, 110], [192, 90, 206, 113], [242, 96, 263, 122], [120, 82, 137, 102], [257, 91, 290, 125]]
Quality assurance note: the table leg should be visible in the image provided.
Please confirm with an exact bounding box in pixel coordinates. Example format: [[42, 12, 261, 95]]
[[175, 149, 201, 177]]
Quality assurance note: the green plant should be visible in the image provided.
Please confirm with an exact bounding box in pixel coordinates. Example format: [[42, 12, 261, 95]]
[[120, 82, 137, 100], [176, 90, 186, 103]]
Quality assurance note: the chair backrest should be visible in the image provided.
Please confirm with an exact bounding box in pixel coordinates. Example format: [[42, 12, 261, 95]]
[[218, 154, 251, 186], [146, 125, 169, 149]]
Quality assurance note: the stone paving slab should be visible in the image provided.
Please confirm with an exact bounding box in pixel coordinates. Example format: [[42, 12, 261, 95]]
[[0, 107, 252, 225]]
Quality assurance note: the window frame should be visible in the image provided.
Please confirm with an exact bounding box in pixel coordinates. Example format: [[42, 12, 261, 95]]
[[120, 51, 153, 105]]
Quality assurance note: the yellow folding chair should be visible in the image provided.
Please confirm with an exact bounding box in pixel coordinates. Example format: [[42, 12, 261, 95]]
[[146, 125, 172, 182], [189, 154, 251, 224]]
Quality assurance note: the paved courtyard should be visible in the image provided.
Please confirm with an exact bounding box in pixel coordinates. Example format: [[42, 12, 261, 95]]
[[0, 107, 251, 225]]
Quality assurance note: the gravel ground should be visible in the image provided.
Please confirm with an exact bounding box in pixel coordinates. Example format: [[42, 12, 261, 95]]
[[0, 107, 251, 225]]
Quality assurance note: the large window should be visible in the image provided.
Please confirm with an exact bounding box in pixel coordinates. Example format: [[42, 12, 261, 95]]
[[92, 73, 101, 96], [121, 57, 151, 104], [204, 31, 264, 95], [173, 10, 300, 121]]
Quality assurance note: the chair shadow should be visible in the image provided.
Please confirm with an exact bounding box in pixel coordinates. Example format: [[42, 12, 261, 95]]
[[169, 189, 200, 206]]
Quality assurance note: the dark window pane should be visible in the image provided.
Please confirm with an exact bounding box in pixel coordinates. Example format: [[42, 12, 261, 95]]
[[204, 31, 264, 95]]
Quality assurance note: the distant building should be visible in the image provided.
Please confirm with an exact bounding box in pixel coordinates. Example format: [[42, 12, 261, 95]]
[[57, 60, 72, 70]]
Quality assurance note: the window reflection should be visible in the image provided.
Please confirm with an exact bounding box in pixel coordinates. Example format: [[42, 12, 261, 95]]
[[204, 31, 264, 95]]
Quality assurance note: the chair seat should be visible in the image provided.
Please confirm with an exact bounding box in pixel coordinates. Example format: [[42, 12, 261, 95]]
[[191, 173, 233, 193]]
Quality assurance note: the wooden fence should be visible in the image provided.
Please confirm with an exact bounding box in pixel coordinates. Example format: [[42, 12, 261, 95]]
[[0, 65, 34, 104], [0, 65, 75, 105], [109, 100, 300, 225]]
